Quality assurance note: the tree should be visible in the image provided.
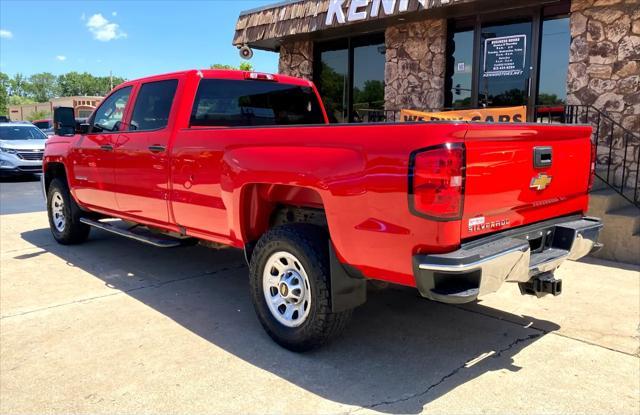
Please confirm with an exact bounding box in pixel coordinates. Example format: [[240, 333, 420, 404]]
[[27, 72, 58, 102], [9, 73, 28, 97], [7, 96, 35, 105], [353, 80, 384, 109], [57, 72, 125, 96], [210, 62, 255, 71], [239, 62, 254, 71], [0, 71, 127, 117], [0, 72, 9, 116], [26, 109, 51, 122]]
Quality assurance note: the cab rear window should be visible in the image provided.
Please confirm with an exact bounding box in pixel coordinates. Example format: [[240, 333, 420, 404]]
[[190, 79, 325, 127]]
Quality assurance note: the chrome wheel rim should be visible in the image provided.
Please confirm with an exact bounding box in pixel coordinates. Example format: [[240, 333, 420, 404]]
[[51, 191, 66, 232], [263, 251, 311, 328]]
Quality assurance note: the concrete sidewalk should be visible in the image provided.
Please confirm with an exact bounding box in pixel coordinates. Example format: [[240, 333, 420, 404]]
[[1, 211, 638, 414]]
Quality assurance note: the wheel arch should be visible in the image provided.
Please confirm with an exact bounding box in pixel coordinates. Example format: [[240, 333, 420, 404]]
[[238, 183, 328, 248], [239, 184, 367, 313], [43, 162, 69, 195]]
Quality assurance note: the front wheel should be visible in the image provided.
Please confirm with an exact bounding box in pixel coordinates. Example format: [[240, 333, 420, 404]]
[[46, 178, 90, 245], [249, 224, 352, 352]]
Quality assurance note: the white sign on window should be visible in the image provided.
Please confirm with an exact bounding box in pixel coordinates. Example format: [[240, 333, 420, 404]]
[[483, 34, 527, 77]]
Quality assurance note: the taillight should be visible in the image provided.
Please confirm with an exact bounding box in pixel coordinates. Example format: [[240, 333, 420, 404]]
[[409, 143, 465, 220], [245, 72, 277, 82], [588, 141, 596, 191]]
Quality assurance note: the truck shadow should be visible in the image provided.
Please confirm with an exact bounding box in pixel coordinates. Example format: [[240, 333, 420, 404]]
[[21, 227, 559, 413]]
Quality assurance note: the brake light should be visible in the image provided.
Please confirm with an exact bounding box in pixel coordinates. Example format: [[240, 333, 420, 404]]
[[409, 143, 465, 220], [245, 72, 277, 82], [588, 140, 596, 191]]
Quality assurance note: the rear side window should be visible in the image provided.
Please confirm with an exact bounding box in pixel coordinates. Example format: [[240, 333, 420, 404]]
[[190, 79, 325, 127], [129, 79, 178, 131]]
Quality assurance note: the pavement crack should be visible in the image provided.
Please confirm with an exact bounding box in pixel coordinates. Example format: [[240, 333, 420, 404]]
[[348, 332, 541, 413], [0, 262, 246, 319]]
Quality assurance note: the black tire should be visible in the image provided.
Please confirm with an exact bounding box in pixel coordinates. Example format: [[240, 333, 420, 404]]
[[46, 178, 90, 245], [249, 224, 352, 352]]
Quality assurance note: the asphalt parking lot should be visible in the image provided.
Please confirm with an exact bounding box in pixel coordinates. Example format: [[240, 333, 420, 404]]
[[1, 175, 639, 414]]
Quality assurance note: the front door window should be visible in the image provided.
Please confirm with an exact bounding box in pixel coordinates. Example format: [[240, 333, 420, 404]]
[[445, 4, 571, 120], [478, 20, 532, 108]]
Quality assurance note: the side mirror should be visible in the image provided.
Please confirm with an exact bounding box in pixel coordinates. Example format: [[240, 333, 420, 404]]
[[76, 123, 90, 134], [53, 107, 76, 136]]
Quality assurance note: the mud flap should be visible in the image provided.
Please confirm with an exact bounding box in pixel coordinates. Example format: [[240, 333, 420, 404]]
[[329, 244, 367, 313]]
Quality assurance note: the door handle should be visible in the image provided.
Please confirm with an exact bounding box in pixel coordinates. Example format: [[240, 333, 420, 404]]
[[148, 145, 166, 153], [100, 144, 114, 152]]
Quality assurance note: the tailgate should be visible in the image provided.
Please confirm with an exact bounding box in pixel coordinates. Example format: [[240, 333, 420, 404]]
[[461, 124, 592, 240]]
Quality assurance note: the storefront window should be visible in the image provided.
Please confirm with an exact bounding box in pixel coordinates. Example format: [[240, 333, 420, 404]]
[[448, 30, 474, 109], [537, 16, 570, 106], [353, 40, 386, 122], [316, 40, 349, 123], [315, 34, 385, 123]]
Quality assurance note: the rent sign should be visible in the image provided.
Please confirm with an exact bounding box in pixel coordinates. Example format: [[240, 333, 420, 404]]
[[400, 106, 527, 123], [326, 0, 461, 26]]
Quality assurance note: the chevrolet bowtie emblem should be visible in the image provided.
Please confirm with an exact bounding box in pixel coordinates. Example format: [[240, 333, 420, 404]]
[[530, 173, 552, 191]]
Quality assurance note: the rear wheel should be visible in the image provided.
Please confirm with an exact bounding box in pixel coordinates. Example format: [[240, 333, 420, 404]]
[[47, 178, 90, 244], [249, 224, 352, 352]]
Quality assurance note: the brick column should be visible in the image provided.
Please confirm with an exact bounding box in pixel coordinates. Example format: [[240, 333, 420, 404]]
[[384, 18, 447, 120], [278, 40, 314, 80], [568, 0, 640, 132]]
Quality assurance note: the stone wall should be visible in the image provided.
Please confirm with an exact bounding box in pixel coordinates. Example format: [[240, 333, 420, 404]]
[[278, 40, 314, 80], [568, 0, 640, 190], [568, 0, 639, 131], [384, 19, 447, 120]]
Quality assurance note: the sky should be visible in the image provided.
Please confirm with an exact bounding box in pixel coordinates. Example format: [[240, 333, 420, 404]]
[[0, 0, 279, 79]]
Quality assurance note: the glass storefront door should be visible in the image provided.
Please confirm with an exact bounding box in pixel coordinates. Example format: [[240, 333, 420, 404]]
[[445, 3, 571, 120], [478, 20, 533, 108]]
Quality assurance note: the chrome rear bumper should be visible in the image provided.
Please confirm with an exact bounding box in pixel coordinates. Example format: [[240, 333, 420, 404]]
[[413, 217, 603, 304]]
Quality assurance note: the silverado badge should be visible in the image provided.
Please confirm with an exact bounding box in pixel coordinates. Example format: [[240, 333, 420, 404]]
[[530, 173, 552, 191]]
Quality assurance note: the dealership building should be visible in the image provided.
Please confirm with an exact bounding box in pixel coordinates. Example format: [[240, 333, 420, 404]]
[[234, 0, 640, 264], [233, 0, 639, 129]]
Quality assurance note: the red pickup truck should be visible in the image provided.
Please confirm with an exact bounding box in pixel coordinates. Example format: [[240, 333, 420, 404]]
[[43, 69, 602, 351]]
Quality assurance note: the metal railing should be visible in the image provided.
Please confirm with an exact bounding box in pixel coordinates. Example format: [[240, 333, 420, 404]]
[[534, 104, 639, 208]]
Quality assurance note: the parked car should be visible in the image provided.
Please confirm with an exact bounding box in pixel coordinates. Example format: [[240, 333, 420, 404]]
[[0, 122, 47, 176], [43, 69, 602, 351], [32, 119, 55, 136]]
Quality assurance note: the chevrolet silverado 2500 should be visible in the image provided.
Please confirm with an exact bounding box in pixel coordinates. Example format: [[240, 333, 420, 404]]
[[43, 70, 602, 351]]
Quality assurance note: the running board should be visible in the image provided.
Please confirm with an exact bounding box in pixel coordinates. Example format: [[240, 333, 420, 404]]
[[80, 218, 184, 248]]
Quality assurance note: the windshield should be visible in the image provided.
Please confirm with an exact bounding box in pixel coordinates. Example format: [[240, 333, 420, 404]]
[[0, 126, 48, 140]]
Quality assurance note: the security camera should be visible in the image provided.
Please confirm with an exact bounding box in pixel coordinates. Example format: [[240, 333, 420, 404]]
[[239, 45, 253, 60]]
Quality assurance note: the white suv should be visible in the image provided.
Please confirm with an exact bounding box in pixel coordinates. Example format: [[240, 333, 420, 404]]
[[0, 123, 48, 176]]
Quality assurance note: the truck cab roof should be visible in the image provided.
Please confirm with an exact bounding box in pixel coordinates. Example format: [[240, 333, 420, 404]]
[[116, 69, 313, 90]]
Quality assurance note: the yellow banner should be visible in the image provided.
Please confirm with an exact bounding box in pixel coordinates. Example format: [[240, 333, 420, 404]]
[[400, 106, 527, 123]]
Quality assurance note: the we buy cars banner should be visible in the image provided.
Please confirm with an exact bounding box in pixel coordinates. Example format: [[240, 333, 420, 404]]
[[400, 106, 527, 123]]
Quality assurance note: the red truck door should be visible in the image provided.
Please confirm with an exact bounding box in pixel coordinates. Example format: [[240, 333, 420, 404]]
[[114, 79, 179, 225], [70, 86, 132, 210]]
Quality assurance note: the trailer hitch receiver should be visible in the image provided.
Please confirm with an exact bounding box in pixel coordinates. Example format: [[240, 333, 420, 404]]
[[518, 272, 562, 298]]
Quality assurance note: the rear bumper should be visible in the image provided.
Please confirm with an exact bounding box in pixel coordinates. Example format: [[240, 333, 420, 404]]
[[413, 216, 603, 304]]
